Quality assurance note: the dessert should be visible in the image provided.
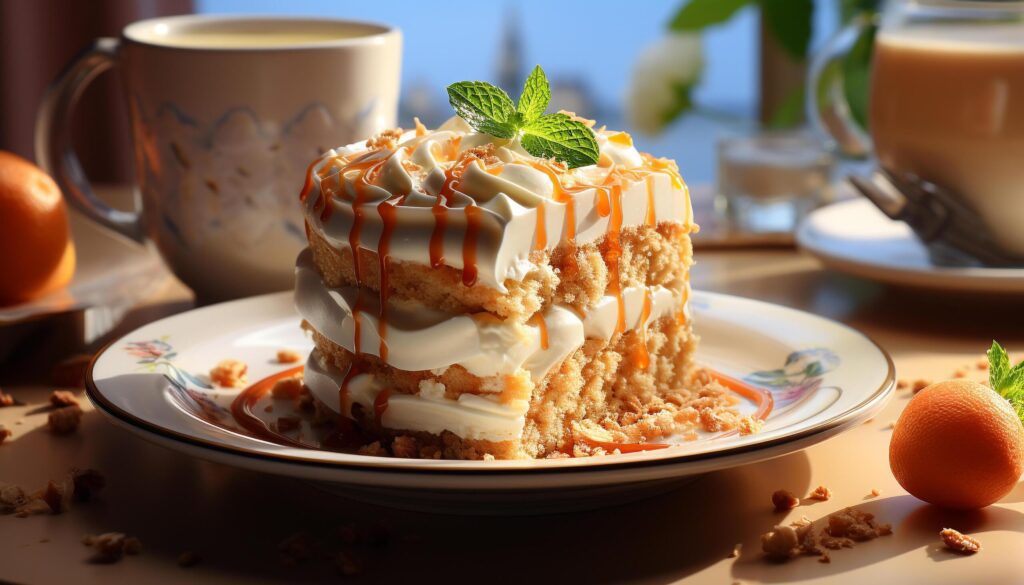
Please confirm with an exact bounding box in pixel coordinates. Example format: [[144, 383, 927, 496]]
[[294, 67, 746, 459]]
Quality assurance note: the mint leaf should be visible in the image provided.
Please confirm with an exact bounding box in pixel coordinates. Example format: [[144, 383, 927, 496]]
[[446, 81, 517, 139], [989, 340, 1010, 392], [521, 114, 600, 169], [517, 65, 550, 122], [989, 340, 1024, 421], [670, 0, 751, 31]]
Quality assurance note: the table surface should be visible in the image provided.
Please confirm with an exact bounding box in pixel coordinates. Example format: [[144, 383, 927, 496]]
[[2, 201, 1023, 585]]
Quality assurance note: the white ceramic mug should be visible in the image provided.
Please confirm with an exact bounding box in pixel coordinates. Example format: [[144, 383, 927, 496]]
[[37, 15, 402, 300]]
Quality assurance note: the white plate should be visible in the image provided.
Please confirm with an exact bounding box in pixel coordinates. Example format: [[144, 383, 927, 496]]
[[86, 291, 893, 514], [797, 198, 1024, 294]]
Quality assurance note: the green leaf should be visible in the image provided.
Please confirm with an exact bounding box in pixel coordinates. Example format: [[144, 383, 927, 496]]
[[767, 86, 805, 129], [446, 81, 517, 139], [662, 81, 696, 127], [842, 24, 876, 130], [760, 0, 813, 60], [669, 0, 751, 31], [520, 114, 600, 169], [989, 341, 1010, 392], [517, 65, 550, 122]]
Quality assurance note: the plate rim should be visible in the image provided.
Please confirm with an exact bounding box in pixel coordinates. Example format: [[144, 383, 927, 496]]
[[85, 290, 895, 477], [797, 199, 1024, 292]]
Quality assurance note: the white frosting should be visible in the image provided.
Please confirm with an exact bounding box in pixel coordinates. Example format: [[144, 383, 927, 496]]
[[295, 248, 683, 380], [302, 117, 693, 292], [304, 350, 528, 442]]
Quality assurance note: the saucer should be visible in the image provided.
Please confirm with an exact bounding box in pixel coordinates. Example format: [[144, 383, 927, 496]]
[[797, 198, 1024, 294], [86, 290, 893, 514]]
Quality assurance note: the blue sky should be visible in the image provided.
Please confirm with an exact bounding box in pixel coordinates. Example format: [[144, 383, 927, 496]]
[[199, 0, 841, 117], [198, 0, 842, 184]]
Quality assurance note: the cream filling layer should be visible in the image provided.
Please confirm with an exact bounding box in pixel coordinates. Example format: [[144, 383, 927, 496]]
[[304, 117, 694, 292], [295, 248, 684, 380], [304, 350, 528, 442]]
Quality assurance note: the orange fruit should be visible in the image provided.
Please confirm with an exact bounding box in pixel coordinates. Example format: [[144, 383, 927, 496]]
[[0, 150, 75, 304], [890, 379, 1024, 509]]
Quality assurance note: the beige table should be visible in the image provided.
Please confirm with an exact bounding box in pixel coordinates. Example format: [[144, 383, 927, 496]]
[[2, 219, 1023, 584]]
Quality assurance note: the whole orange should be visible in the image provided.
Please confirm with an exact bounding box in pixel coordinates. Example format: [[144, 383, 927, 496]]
[[0, 151, 75, 304], [890, 379, 1024, 509]]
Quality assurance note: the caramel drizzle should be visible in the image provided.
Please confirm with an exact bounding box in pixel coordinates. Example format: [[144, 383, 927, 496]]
[[607, 182, 626, 335], [529, 313, 550, 350], [347, 156, 388, 355], [299, 158, 320, 202], [527, 161, 575, 241], [376, 196, 400, 362], [229, 366, 307, 448], [431, 141, 486, 288]]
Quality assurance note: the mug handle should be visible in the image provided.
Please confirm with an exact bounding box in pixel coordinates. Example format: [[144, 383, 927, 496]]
[[35, 37, 144, 242], [805, 14, 874, 159]]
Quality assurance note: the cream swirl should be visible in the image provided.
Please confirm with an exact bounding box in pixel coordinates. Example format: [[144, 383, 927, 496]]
[[302, 117, 694, 291]]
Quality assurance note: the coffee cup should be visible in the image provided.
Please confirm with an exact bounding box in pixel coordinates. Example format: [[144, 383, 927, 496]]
[[37, 15, 402, 300], [808, 0, 1024, 263]]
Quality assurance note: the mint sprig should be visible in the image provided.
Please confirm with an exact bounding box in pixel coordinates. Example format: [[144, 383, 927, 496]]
[[988, 341, 1024, 421], [446, 65, 600, 169]]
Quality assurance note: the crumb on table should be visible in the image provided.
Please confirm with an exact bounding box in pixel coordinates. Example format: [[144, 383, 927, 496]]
[[48, 406, 83, 435], [0, 390, 15, 407], [869, 488, 882, 497], [83, 533, 142, 563], [49, 390, 80, 408], [277, 349, 302, 364], [941, 528, 980, 555], [209, 359, 248, 388], [807, 485, 832, 501], [0, 427, 10, 444], [772, 489, 800, 512]]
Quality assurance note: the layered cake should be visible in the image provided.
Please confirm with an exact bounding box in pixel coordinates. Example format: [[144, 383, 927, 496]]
[[295, 76, 752, 459]]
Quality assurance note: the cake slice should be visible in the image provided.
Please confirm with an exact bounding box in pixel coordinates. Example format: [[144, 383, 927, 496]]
[[294, 71, 751, 459]]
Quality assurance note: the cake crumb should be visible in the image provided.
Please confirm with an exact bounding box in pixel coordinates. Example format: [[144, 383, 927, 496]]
[[49, 390, 80, 408], [896, 379, 909, 390], [177, 551, 201, 567], [71, 468, 105, 501], [357, 441, 389, 457], [276, 349, 302, 364], [826, 507, 892, 542], [976, 358, 989, 370], [761, 525, 800, 560], [0, 427, 10, 444], [0, 390, 15, 407], [738, 416, 763, 436], [83, 532, 141, 563], [772, 489, 800, 512], [48, 406, 83, 435], [271, 374, 305, 399], [807, 485, 832, 501], [365, 127, 403, 151], [818, 552, 831, 563], [729, 543, 742, 558], [209, 360, 248, 388], [952, 368, 968, 378], [940, 528, 980, 555], [278, 532, 316, 566], [869, 488, 882, 497], [911, 379, 931, 393], [1, 483, 29, 513], [41, 476, 73, 513], [390, 435, 419, 458], [334, 550, 362, 576]]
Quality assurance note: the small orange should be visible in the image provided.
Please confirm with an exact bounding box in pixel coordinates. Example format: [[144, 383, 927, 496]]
[[890, 379, 1024, 509], [0, 150, 75, 304]]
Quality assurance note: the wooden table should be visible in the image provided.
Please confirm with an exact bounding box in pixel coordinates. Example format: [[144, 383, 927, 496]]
[[1, 208, 1022, 585]]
